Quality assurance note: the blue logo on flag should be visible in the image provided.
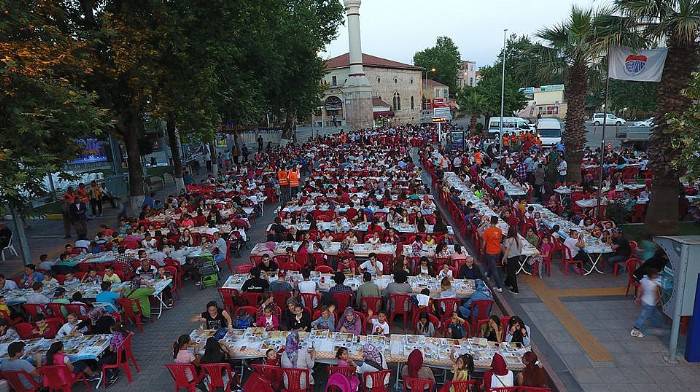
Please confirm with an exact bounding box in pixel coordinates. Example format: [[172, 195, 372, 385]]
[[624, 54, 648, 76]]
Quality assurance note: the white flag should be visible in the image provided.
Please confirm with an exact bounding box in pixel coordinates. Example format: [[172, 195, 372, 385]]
[[608, 46, 668, 82]]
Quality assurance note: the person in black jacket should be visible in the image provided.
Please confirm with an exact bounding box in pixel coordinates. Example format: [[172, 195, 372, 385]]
[[459, 257, 484, 281], [69, 199, 88, 240]]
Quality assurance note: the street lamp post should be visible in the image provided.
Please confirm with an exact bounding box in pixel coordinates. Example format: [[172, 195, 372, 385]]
[[499, 28, 508, 154]]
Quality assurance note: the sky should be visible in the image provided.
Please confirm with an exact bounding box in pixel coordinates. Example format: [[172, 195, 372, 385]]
[[322, 0, 612, 68]]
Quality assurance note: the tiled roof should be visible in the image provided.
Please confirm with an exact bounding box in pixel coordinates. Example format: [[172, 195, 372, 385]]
[[425, 79, 447, 88], [325, 53, 422, 71]]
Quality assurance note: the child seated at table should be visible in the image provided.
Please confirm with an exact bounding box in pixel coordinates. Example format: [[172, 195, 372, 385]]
[[446, 313, 467, 339], [335, 347, 360, 391], [256, 304, 280, 331], [416, 312, 436, 337], [264, 348, 279, 366], [310, 305, 335, 331], [45, 341, 99, 380], [366, 309, 390, 336], [82, 269, 102, 285], [63, 273, 80, 286], [56, 313, 86, 338]]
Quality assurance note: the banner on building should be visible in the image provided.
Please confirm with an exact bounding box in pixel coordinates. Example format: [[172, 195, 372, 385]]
[[608, 46, 668, 82]]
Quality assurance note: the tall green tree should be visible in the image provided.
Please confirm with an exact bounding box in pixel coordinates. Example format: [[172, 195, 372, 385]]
[[266, 0, 344, 138], [494, 34, 564, 88], [537, 6, 639, 183], [0, 1, 108, 209], [668, 72, 700, 182], [413, 36, 461, 94], [470, 65, 528, 123], [456, 87, 488, 134], [616, 0, 700, 235], [608, 79, 658, 118]]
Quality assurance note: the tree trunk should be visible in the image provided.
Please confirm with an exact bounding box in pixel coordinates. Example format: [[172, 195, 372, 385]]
[[470, 114, 478, 134], [282, 110, 295, 140], [209, 141, 218, 177], [645, 35, 698, 235], [166, 113, 185, 193], [119, 109, 145, 215], [563, 62, 587, 184]]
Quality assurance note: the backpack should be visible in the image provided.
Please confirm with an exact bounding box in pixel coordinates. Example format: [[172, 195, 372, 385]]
[[233, 314, 253, 329]]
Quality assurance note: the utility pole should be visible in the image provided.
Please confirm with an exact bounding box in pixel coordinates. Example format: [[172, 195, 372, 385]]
[[499, 28, 508, 153]]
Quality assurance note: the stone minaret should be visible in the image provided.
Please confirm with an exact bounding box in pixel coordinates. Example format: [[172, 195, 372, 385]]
[[342, 0, 373, 130]]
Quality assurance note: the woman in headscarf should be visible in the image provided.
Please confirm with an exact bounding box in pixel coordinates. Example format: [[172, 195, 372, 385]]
[[401, 349, 435, 389], [516, 351, 547, 387], [482, 353, 514, 390], [356, 343, 389, 390], [337, 307, 362, 335], [280, 331, 315, 389]]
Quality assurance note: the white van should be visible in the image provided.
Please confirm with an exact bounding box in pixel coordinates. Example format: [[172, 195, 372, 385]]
[[488, 117, 530, 136], [536, 118, 562, 147]]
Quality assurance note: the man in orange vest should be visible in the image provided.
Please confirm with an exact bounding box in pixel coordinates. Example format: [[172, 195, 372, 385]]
[[277, 167, 289, 202], [288, 165, 301, 197]]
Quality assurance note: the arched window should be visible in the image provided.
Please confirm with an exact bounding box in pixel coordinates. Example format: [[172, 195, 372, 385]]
[[394, 77, 398, 84], [377, 77, 381, 83], [393, 92, 401, 111], [410, 96, 414, 110]]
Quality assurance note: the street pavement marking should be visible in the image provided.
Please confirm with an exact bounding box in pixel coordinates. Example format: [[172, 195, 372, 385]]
[[523, 276, 615, 362]]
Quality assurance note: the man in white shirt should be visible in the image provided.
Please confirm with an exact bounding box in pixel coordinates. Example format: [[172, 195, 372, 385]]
[[557, 158, 568, 183], [212, 232, 227, 264], [297, 269, 317, 294], [0, 274, 18, 290], [26, 282, 50, 304], [563, 230, 587, 272], [631, 268, 662, 338], [359, 253, 383, 276]]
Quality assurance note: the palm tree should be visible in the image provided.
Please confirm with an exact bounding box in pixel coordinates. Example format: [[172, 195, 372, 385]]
[[456, 87, 488, 135], [537, 6, 636, 183], [616, 0, 700, 235]]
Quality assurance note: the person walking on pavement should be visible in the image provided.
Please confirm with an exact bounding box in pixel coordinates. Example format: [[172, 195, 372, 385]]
[[232, 143, 240, 165], [257, 135, 264, 152], [631, 268, 663, 338], [241, 144, 249, 163], [288, 165, 300, 198], [62, 187, 76, 239], [481, 216, 504, 292], [277, 166, 289, 203], [69, 197, 88, 240], [88, 180, 104, 217]]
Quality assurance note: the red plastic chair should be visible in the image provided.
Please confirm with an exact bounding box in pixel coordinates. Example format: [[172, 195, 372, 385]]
[[272, 291, 291, 309], [281, 367, 311, 392], [236, 264, 254, 274], [218, 287, 239, 314], [1, 370, 42, 392], [403, 376, 434, 392], [14, 322, 36, 339], [200, 363, 235, 391], [282, 261, 303, 271], [561, 247, 583, 275], [328, 365, 355, 379], [46, 303, 66, 323], [100, 338, 133, 388], [21, 304, 46, 321], [37, 365, 90, 392], [300, 292, 320, 314], [122, 332, 141, 372], [389, 293, 412, 331], [240, 291, 262, 307], [435, 297, 460, 322], [362, 369, 392, 392], [315, 265, 334, 273], [234, 306, 257, 319], [164, 363, 204, 392], [251, 364, 282, 390], [64, 303, 91, 321], [331, 292, 353, 312], [439, 380, 479, 392], [360, 296, 382, 313], [469, 299, 493, 335], [116, 298, 144, 332]]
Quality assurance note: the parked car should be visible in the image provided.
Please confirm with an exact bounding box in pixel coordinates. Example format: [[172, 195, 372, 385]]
[[632, 117, 654, 127], [591, 113, 626, 126]]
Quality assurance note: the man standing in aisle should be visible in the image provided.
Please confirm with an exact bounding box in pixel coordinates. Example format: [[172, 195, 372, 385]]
[[481, 216, 504, 292], [69, 197, 88, 240], [288, 165, 301, 198], [277, 166, 289, 203]]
